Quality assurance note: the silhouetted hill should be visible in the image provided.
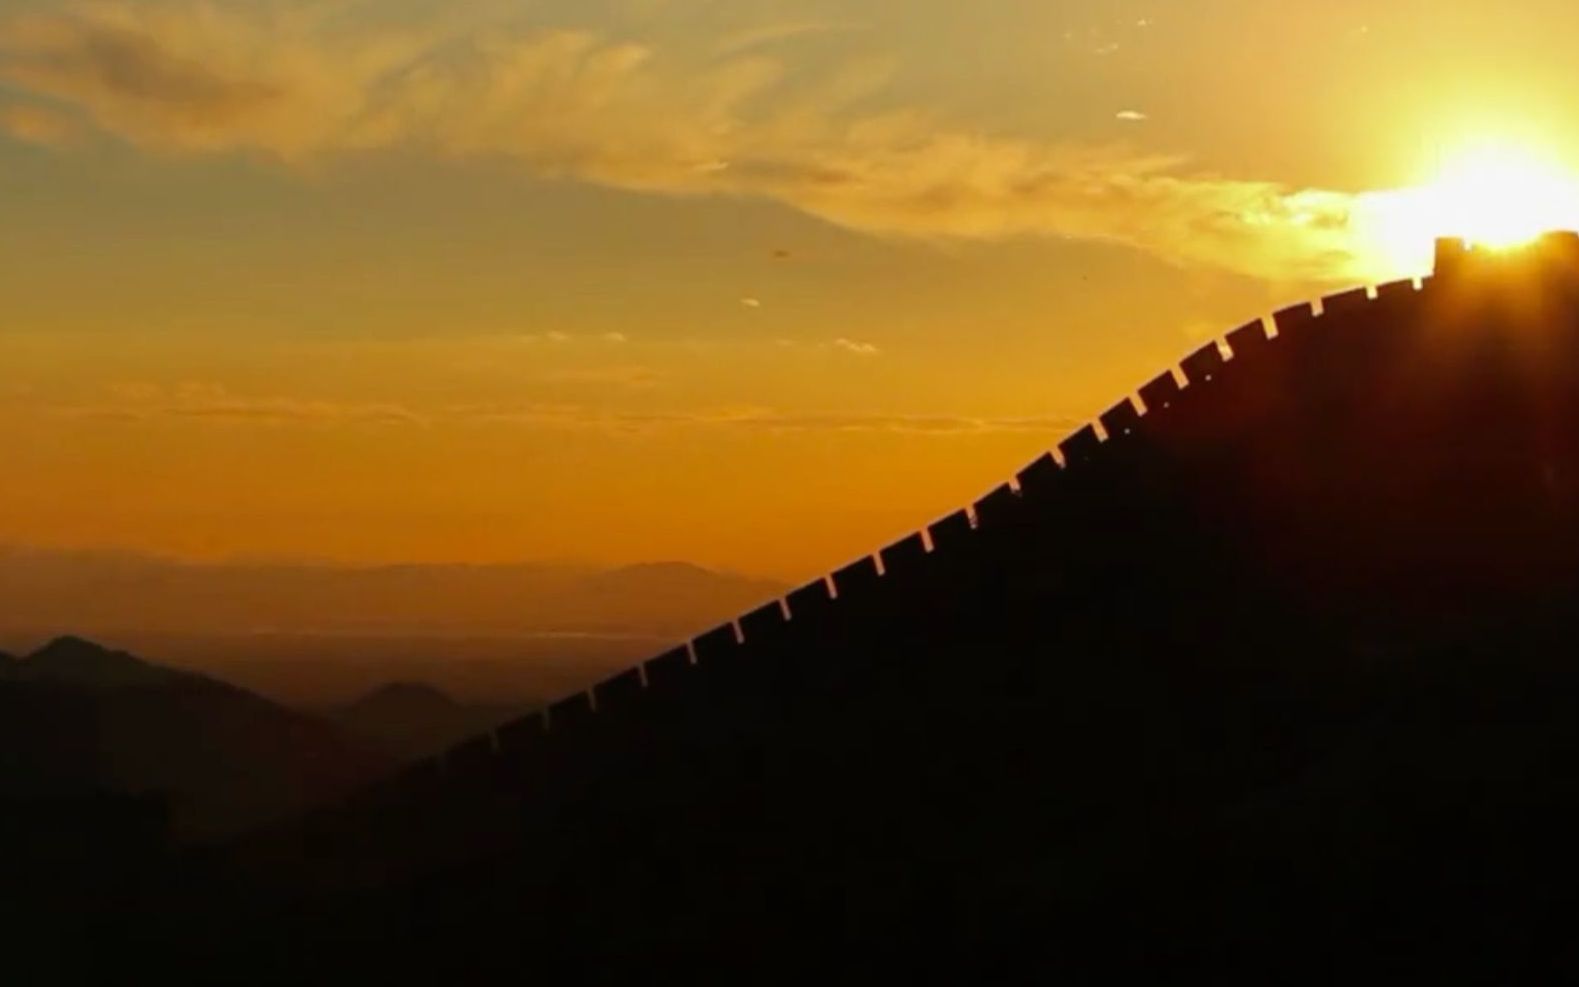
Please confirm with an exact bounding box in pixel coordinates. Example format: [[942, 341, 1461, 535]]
[[0, 637, 391, 842], [580, 562, 782, 616], [9, 635, 179, 687], [330, 683, 530, 761]]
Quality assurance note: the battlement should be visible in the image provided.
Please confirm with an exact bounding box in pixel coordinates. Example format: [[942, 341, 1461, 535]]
[[1433, 231, 1579, 281]]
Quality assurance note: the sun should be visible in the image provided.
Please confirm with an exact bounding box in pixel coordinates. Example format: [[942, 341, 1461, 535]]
[[1427, 144, 1579, 250], [1360, 140, 1579, 276]]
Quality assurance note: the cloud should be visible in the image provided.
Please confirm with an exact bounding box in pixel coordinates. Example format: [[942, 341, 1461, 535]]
[[1115, 110, 1147, 122], [57, 382, 428, 427], [740, 297, 762, 309], [457, 404, 1085, 436], [0, 2, 1414, 282], [0, 3, 409, 158], [537, 365, 663, 388], [771, 337, 884, 356], [715, 21, 856, 57], [0, 100, 81, 146], [832, 338, 880, 356], [47, 380, 1082, 437], [450, 331, 622, 346]]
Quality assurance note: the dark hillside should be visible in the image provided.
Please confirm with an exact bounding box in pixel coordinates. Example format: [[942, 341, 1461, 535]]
[[0, 638, 391, 842]]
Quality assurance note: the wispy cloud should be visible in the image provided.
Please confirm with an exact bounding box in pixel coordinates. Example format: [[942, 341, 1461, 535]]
[[0, 2, 1412, 282], [770, 337, 884, 357], [52, 382, 1074, 436], [0, 99, 80, 145], [57, 382, 429, 427], [715, 21, 857, 57], [430, 330, 626, 347], [537, 365, 663, 388], [832, 338, 880, 356], [457, 404, 1084, 436]]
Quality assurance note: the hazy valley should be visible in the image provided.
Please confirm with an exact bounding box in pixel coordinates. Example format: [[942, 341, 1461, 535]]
[[0, 548, 784, 705]]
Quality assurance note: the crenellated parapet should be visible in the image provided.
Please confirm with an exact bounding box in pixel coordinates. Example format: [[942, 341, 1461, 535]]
[[201, 232, 1579, 978], [324, 232, 1579, 842]]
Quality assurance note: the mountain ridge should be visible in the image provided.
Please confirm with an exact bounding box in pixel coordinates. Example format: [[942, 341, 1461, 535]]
[[9, 635, 179, 687], [0, 553, 785, 637], [0, 635, 392, 840]]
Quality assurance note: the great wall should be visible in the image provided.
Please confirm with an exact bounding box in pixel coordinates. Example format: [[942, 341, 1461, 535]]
[[335, 234, 1579, 806], [153, 232, 1579, 976]]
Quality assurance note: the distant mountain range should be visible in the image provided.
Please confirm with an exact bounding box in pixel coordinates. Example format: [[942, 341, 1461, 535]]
[[328, 682, 530, 761], [0, 549, 784, 637], [0, 636, 393, 841], [0, 550, 786, 704]]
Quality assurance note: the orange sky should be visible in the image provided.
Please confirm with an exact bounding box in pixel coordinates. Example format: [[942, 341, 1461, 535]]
[[4, 1, 1579, 581]]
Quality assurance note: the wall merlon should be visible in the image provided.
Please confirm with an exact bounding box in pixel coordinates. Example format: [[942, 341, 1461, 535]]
[[548, 692, 595, 732], [1180, 340, 1226, 386], [691, 624, 742, 663], [1375, 278, 1417, 300], [1272, 302, 1316, 335], [1099, 399, 1141, 440], [832, 556, 882, 599], [592, 667, 645, 713], [1547, 231, 1579, 252], [974, 483, 1022, 529], [1434, 237, 1469, 277], [928, 509, 974, 553], [1059, 424, 1103, 466], [739, 601, 790, 643], [1322, 286, 1371, 314], [1225, 319, 1271, 360], [643, 647, 692, 690], [1139, 370, 1183, 414], [1015, 453, 1061, 496], [786, 579, 834, 621], [880, 532, 929, 578]]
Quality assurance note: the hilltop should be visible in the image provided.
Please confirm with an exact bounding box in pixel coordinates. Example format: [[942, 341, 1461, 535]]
[[0, 637, 391, 841]]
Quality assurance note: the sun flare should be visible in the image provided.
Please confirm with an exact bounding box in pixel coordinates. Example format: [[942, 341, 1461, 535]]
[[1429, 145, 1579, 249], [1364, 141, 1579, 275]]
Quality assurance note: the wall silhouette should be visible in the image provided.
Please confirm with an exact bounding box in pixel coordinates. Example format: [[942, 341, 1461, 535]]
[[343, 238, 1571, 807], [194, 233, 1579, 978]]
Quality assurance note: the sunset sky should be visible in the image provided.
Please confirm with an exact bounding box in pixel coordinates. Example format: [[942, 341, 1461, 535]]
[[3, 0, 1579, 581]]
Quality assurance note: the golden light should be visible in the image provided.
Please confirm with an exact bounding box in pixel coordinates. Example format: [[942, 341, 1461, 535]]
[[1429, 145, 1579, 249], [1362, 141, 1579, 276]]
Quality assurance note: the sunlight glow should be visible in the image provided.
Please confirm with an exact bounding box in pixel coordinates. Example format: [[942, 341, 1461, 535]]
[[1363, 142, 1579, 276], [1430, 145, 1579, 248]]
